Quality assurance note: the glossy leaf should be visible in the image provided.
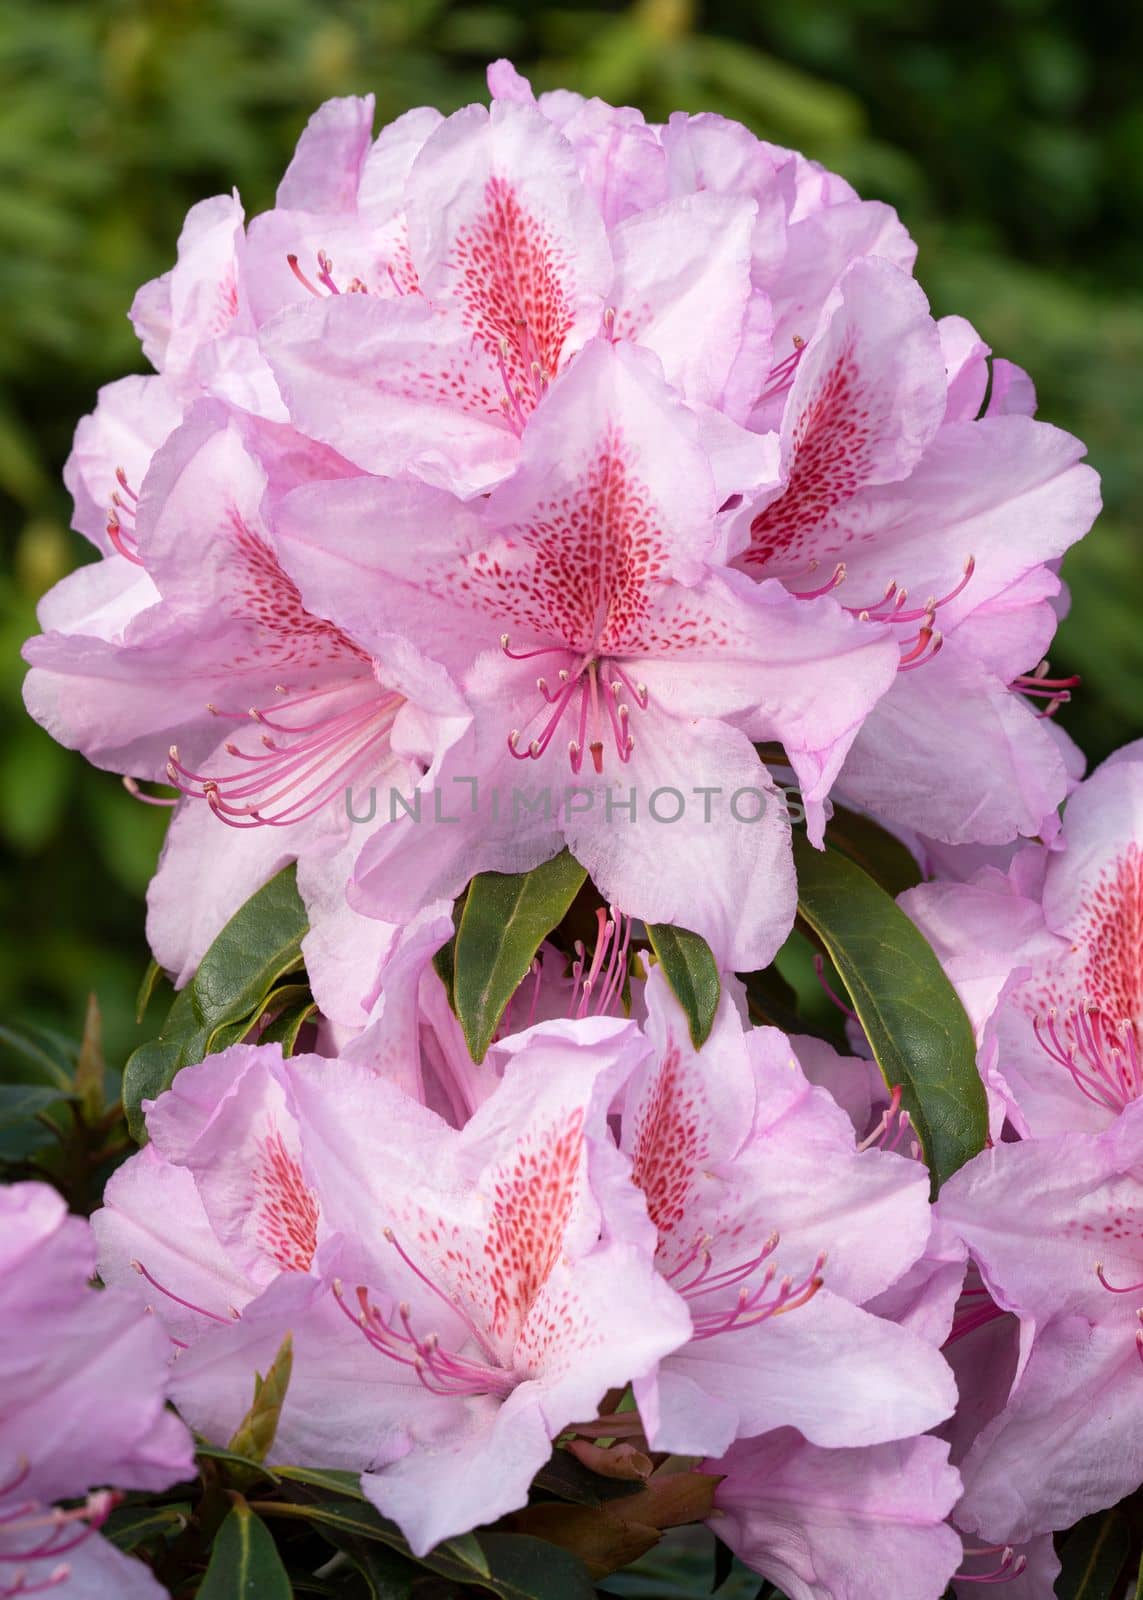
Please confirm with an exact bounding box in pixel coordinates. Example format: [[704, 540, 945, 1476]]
[[259, 1498, 594, 1597], [249, 989, 316, 1056], [135, 957, 164, 1024], [0, 1021, 77, 1091], [227, 1333, 293, 1466], [104, 1501, 191, 1552], [1056, 1507, 1131, 1599], [123, 865, 307, 1140], [0, 1081, 70, 1126], [822, 804, 923, 897], [646, 925, 720, 1048], [275, 1465, 366, 1501], [453, 851, 587, 1062], [195, 1441, 280, 1484], [197, 1500, 293, 1600], [792, 837, 986, 1190]]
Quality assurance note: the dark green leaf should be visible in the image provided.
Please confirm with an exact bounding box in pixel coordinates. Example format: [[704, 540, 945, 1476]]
[[453, 851, 587, 1061], [0, 1082, 71, 1126], [195, 1442, 280, 1484], [792, 837, 987, 1190], [0, 1022, 77, 1091], [135, 957, 164, 1024], [431, 934, 456, 1011], [645, 926, 720, 1049], [123, 866, 308, 1140], [821, 805, 923, 897], [322, 1534, 421, 1598], [196, 1500, 293, 1599], [104, 1501, 191, 1552], [258, 1499, 593, 1597], [1055, 1507, 1131, 1599], [275, 1466, 367, 1501], [227, 1332, 293, 1465], [253, 990, 317, 1056]]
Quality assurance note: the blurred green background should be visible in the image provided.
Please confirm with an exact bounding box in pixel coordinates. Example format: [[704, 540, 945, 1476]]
[[2, 0, 1141, 1066]]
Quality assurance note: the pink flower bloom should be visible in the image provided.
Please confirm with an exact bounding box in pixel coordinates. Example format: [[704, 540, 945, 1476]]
[[935, 1098, 1143, 1542], [24, 404, 469, 1015], [276, 338, 898, 969], [729, 259, 1100, 848], [705, 1428, 963, 1600], [261, 86, 772, 498], [1, 1183, 193, 1600], [617, 970, 956, 1456], [95, 1028, 690, 1556], [901, 740, 1143, 1136]]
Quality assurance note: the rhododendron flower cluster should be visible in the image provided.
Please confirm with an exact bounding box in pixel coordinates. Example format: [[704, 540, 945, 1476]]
[[14, 57, 1139, 1600]]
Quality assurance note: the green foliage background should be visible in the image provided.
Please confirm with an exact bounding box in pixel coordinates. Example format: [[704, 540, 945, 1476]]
[[2, 0, 1140, 1066]]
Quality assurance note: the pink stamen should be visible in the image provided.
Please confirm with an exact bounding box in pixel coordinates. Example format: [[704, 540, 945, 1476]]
[[670, 1231, 824, 1341], [131, 1259, 235, 1324], [756, 336, 806, 405], [857, 1084, 906, 1153], [286, 253, 323, 297], [1033, 1004, 1142, 1114], [789, 562, 846, 601], [332, 1262, 515, 1402], [957, 1544, 1028, 1584], [850, 557, 975, 627], [1095, 1261, 1143, 1295], [812, 953, 857, 1021], [122, 776, 178, 807], [504, 644, 647, 774], [168, 680, 401, 829]]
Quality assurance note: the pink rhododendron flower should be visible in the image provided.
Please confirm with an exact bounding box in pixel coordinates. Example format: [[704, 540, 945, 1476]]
[[620, 971, 956, 1456], [0, 1183, 193, 1600], [24, 403, 469, 1012], [275, 338, 898, 969], [728, 259, 1099, 849], [935, 1098, 1143, 1542], [704, 1428, 963, 1600], [901, 740, 1143, 1136], [95, 1028, 690, 1555]]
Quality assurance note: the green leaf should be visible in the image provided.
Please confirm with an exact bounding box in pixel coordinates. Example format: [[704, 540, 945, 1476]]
[[0, 1082, 71, 1126], [123, 866, 308, 1140], [323, 1535, 421, 1598], [135, 957, 164, 1024], [791, 837, 987, 1190], [195, 1442, 280, 1484], [1055, 1507, 1131, 1599], [822, 804, 923, 898], [452, 851, 587, 1061], [257, 993, 318, 1056], [196, 1500, 293, 1599], [258, 1499, 593, 1597], [103, 1501, 192, 1552], [645, 925, 720, 1048], [0, 1021, 77, 1091], [274, 1466, 366, 1501], [227, 1332, 293, 1465]]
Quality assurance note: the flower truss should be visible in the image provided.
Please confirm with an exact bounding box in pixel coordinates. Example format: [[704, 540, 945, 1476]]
[[13, 51, 1136, 1600]]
